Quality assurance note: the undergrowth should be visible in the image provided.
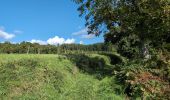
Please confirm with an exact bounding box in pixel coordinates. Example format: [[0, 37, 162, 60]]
[[0, 54, 124, 100]]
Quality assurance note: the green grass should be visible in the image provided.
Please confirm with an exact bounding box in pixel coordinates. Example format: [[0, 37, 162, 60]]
[[0, 54, 124, 100]]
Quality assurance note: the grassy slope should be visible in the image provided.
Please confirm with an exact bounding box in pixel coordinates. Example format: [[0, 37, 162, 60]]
[[0, 54, 124, 100]]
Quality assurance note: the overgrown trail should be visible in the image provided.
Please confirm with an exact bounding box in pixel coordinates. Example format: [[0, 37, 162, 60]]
[[0, 54, 124, 100]]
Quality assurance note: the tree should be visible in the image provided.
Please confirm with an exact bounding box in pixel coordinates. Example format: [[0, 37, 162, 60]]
[[73, 0, 170, 58]]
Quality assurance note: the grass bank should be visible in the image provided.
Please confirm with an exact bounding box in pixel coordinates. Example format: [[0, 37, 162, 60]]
[[0, 54, 124, 100]]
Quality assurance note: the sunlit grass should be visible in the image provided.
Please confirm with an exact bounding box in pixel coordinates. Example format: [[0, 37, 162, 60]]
[[0, 54, 124, 100]]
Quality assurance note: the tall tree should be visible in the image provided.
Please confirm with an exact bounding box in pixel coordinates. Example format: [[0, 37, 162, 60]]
[[73, 0, 170, 58]]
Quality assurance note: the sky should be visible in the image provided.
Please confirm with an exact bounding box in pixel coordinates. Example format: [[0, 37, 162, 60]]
[[0, 0, 104, 45]]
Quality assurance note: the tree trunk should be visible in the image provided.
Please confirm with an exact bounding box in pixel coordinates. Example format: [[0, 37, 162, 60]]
[[38, 48, 40, 54], [27, 46, 30, 54], [139, 39, 150, 60]]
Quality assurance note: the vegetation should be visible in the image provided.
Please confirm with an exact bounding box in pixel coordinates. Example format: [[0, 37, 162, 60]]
[[0, 0, 169, 99], [0, 54, 125, 100], [73, 0, 170, 99], [0, 42, 114, 54]]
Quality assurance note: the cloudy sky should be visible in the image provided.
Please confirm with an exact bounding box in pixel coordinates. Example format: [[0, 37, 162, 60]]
[[0, 0, 103, 45]]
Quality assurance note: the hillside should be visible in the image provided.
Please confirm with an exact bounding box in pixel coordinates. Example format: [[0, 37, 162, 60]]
[[0, 54, 124, 100]]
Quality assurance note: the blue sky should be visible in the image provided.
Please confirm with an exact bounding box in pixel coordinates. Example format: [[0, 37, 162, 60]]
[[0, 0, 103, 45]]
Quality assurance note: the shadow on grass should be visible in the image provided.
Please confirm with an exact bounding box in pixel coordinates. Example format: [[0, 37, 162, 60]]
[[65, 53, 123, 79]]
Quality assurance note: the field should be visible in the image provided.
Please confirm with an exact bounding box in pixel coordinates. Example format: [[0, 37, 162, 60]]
[[0, 54, 124, 100]]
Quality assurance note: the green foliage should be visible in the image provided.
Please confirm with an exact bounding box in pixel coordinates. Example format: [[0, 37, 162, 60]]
[[164, 43, 170, 52], [96, 77, 124, 100], [0, 54, 124, 100], [112, 54, 170, 99], [65, 53, 124, 79], [0, 42, 114, 54], [74, 0, 170, 58], [73, 1, 170, 98]]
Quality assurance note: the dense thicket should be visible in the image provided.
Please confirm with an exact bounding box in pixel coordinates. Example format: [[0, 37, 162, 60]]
[[73, 0, 170, 99], [0, 42, 114, 54]]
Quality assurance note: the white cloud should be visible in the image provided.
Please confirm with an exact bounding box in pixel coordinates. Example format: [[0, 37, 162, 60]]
[[47, 36, 75, 45], [30, 39, 47, 45], [72, 28, 87, 35], [65, 38, 75, 44], [79, 41, 83, 44], [47, 36, 65, 45], [72, 28, 95, 39], [13, 30, 23, 34], [29, 36, 75, 45], [0, 30, 15, 39], [81, 34, 95, 39]]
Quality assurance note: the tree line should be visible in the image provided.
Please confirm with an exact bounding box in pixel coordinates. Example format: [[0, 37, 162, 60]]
[[0, 41, 115, 54]]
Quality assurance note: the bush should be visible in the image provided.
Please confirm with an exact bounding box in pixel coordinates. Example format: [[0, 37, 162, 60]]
[[65, 54, 115, 79]]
